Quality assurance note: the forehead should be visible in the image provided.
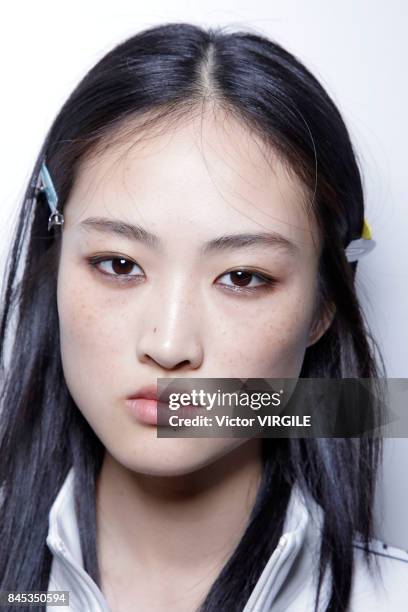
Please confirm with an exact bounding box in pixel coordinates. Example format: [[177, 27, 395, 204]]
[[64, 109, 319, 252]]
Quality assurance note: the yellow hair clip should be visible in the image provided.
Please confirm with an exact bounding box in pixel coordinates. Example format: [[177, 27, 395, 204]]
[[361, 219, 372, 241], [345, 218, 376, 262]]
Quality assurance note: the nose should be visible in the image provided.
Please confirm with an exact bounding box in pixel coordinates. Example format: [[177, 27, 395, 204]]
[[136, 282, 204, 372]]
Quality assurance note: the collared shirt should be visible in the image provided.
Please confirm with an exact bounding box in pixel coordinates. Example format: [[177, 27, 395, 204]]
[[46, 467, 408, 611]]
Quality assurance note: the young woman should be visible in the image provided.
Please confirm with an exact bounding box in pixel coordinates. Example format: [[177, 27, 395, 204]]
[[0, 22, 407, 612]]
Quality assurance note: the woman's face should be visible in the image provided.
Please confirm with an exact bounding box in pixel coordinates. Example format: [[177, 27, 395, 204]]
[[57, 110, 327, 476]]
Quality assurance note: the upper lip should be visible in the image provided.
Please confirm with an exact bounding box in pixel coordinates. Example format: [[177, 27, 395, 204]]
[[127, 381, 204, 406], [128, 384, 158, 400]]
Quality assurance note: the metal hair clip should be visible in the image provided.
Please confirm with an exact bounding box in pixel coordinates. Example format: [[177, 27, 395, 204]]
[[36, 161, 65, 232], [345, 220, 376, 262], [33, 162, 374, 257]]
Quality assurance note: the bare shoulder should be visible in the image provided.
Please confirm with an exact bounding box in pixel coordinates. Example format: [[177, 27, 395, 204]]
[[350, 535, 408, 611]]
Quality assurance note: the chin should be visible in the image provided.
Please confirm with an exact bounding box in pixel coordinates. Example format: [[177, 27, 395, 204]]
[[105, 434, 248, 479], [110, 442, 225, 478]]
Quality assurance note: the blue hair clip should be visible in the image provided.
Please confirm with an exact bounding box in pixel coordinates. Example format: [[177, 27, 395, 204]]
[[36, 161, 64, 232], [345, 219, 376, 262], [34, 161, 375, 258]]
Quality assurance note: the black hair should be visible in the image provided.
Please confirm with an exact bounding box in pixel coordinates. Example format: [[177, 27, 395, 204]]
[[0, 22, 385, 611]]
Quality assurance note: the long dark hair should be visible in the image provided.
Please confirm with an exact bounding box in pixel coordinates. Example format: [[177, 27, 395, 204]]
[[0, 22, 385, 611]]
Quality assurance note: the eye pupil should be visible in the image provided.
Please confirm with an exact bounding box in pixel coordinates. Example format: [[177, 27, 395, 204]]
[[112, 258, 134, 275], [230, 271, 252, 287]]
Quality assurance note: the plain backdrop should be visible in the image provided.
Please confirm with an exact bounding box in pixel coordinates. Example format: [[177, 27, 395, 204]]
[[0, 0, 407, 548]]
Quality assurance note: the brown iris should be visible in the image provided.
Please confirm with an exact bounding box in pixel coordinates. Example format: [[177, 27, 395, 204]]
[[229, 271, 253, 287], [111, 258, 135, 275]]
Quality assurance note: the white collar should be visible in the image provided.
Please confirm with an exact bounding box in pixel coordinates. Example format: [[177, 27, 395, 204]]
[[46, 467, 323, 611]]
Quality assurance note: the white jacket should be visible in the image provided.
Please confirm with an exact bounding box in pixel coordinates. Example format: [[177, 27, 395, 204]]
[[46, 468, 408, 611]]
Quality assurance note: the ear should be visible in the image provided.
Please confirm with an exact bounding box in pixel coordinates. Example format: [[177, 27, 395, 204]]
[[307, 301, 336, 347]]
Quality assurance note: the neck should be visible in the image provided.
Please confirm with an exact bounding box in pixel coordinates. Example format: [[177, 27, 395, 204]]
[[95, 440, 263, 606]]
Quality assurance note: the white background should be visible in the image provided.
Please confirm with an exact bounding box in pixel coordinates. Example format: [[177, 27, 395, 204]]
[[0, 1, 407, 548]]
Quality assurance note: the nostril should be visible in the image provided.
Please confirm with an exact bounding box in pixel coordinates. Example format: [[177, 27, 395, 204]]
[[178, 359, 192, 370], [165, 359, 192, 371]]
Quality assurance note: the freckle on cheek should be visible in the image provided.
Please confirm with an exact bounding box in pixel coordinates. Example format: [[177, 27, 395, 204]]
[[62, 295, 97, 337]]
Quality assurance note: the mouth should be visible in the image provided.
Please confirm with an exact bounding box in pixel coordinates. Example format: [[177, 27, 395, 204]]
[[126, 383, 206, 427]]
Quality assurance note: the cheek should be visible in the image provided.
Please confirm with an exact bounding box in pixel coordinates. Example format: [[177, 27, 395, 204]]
[[210, 290, 314, 378], [56, 267, 127, 410]]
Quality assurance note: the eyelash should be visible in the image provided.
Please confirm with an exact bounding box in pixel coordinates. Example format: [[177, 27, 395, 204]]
[[86, 255, 277, 295]]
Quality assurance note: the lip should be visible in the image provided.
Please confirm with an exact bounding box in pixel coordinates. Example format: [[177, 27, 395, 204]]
[[126, 381, 209, 426], [125, 397, 206, 426], [127, 381, 205, 405], [128, 384, 158, 401]]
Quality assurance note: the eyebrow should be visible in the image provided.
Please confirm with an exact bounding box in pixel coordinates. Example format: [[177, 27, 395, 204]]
[[79, 217, 298, 256]]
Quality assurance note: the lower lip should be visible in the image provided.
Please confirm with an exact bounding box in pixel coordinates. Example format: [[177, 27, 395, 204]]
[[125, 398, 205, 426]]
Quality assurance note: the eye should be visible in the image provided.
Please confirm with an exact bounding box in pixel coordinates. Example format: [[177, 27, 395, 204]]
[[216, 269, 276, 294], [87, 255, 144, 282]]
